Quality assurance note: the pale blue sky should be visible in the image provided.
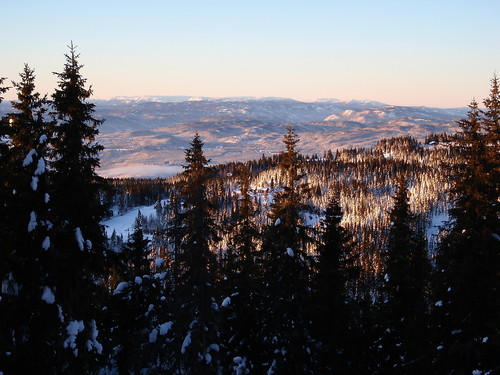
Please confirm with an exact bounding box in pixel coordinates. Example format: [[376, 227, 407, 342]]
[[2, 0, 499, 107]]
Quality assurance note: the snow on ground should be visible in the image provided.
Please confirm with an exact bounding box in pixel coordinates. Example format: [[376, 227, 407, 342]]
[[102, 204, 157, 238], [427, 212, 449, 255], [427, 212, 449, 241]]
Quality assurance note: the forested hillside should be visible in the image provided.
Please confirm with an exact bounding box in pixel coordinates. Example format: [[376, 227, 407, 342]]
[[1, 47, 499, 375]]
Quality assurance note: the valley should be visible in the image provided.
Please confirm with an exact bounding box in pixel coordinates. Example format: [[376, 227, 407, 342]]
[[88, 97, 464, 176]]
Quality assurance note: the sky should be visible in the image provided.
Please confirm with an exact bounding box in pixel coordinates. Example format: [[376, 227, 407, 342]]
[[2, 0, 500, 107]]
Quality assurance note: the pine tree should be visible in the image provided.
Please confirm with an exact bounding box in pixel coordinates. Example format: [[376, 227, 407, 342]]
[[174, 133, 220, 374], [0, 66, 59, 374], [312, 197, 360, 373], [434, 96, 500, 374], [46, 44, 107, 373], [259, 126, 315, 374], [379, 177, 431, 374]]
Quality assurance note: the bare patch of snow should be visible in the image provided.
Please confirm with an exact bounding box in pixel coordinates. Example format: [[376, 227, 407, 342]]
[[159, 321, 173, 335], [86, 320, 103, 354], [75, 228, 84, 251], [149, 328, 158, 343], [221, 296, 231, 308], [34, 158, 45, 175], [181, 331, 192, 354], [41, 286, 55, 304], [31, 176, 39, 190], [64, 320, 84, 354], [113, 281, 129, 295], [28, 211, 37, 232], [42, 236, 50, 250], [23, 149, 37, 167]]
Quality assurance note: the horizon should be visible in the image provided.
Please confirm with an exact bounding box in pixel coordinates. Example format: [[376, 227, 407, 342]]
[[3, 1, 500, 108], [0, 93, 470, 110], [96, 95, 469, 109]]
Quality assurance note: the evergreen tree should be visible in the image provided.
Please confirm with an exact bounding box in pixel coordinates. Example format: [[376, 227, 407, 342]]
[[46, 43, 107, 373], [434, 97, 500, 374], [121, 211, 150, 278], [481, 74, 500, 218], [378, 177, 431, 374], [219, 164, 261, 374], [312, 197, 360, 373], [0, 65, 58, 374], [174, 133, 220, 374], [108, 216, 173, 374], [259, 126, 315, 374], [50, 42, 106, 240]]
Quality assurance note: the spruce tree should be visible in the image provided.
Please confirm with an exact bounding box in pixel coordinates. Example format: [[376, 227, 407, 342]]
[[121, 211, 150, 278], [259, 126, 315, 374], [379, 177, 431, 374], [434, 96, 500, 374], [312, 197, 359, 373], [174, 133, 220, 374], [0, 65, 58, 374], [46, 43, 107, 373], [219, 164, 261, 374], [481, 74, 500, 219]]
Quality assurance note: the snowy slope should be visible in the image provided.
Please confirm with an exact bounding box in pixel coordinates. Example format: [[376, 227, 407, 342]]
[[103, 205, 157, 238]]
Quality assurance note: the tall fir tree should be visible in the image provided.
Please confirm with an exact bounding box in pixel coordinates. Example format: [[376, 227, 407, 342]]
[[0, 65, 58, 374], [219, 164, 261, 374], [174, 133, 221, 374], [481, 74, 500, 219], [46, 43, 107, 373], [311, 197, 360, 374], [259, 126, 315, 374], [434, 96, 500, 374], [378, 177, 431, 374]]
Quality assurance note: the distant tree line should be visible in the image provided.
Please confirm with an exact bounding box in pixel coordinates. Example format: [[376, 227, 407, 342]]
[[1, 47, 499, 374]]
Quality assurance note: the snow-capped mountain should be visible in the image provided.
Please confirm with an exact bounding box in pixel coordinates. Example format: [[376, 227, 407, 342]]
[[92, 97, 465, 177], [1, 97, 466, 178]]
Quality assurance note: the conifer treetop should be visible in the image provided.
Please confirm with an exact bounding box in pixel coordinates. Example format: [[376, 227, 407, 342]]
[[52, 42, 98, 125], [183, 132, 210, 173], [9, 64, 48, 150]]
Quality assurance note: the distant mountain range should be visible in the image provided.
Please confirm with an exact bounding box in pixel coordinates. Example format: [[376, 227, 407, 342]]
[[1, 96, 466, 178]]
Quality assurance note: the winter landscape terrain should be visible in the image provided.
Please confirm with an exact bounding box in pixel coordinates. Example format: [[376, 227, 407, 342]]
[[3, 0, 499, 371], [0, 96, 466, 178], [71, 96, 465, 177], [3, 69, 499, 374]]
